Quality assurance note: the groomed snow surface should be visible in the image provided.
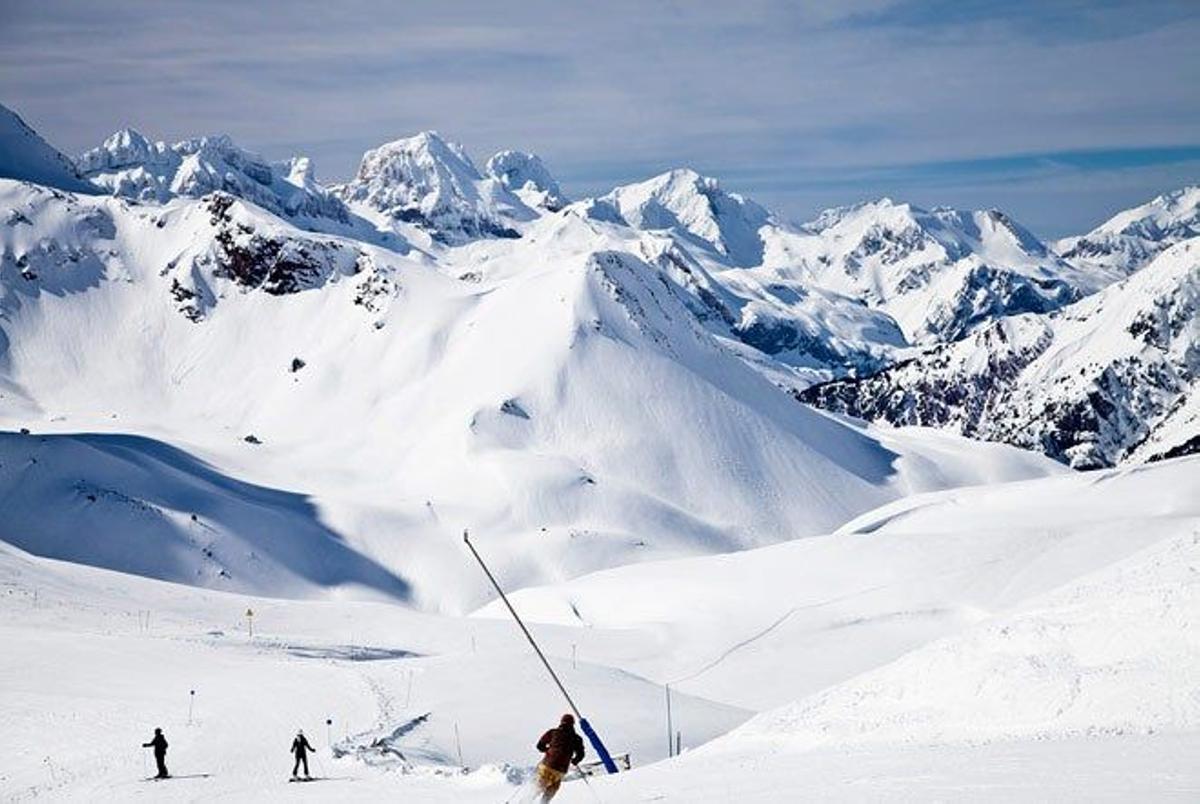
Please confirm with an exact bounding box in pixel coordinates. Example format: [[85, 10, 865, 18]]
[[3, 457, 1198, 801]]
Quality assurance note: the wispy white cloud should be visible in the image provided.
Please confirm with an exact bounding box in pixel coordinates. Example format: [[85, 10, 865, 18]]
[[1, 0, 1196, 235]]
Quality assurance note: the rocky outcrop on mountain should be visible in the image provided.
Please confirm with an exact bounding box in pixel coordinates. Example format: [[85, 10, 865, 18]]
[[485, 150, 566, 211], [800, 238, 1200, 468], [1054, 186, 1200, 276], [77, 129, 348, 223], [335, 131, 536, 243]]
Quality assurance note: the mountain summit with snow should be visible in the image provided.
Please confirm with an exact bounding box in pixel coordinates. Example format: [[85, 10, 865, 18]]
[[77, 127, 349, 224], [334, 131, 539, 243], [484, 149, 567, 211], [587, 168, 771, 267], [1054, 185, 1200, 275]]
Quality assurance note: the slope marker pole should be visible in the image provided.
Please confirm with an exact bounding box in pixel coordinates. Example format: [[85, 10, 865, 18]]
[[463, 530, 620, 774]]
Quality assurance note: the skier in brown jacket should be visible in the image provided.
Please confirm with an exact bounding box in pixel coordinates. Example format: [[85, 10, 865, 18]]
[[534, 713, 585, 801]]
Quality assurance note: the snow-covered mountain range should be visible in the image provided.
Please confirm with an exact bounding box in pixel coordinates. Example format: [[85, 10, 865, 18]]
[[1054, 185, 1200, 275], [801, 239, 1200, 468], [0, 98, 1197, 603], [78, 127, 350, 224]]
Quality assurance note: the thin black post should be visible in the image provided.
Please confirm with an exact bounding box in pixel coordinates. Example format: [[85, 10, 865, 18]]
[[665, 684, 674, 757], [463, 530, 620, 774]]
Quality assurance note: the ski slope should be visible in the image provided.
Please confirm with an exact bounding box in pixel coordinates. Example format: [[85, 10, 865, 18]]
[[2, 457, 1197, 801]]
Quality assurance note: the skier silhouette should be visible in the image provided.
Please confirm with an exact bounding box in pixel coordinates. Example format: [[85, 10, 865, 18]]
[[291, 729, 315, 779], [534, 713, 585, 801], [142, 727, 169, 778]]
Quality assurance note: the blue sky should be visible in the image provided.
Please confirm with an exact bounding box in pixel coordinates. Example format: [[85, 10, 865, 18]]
[[2, 0, 1197, 236]]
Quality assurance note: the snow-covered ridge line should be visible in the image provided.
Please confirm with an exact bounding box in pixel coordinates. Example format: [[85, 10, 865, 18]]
[[800, 238, 1200, 468], [77, 127, 350, 224]]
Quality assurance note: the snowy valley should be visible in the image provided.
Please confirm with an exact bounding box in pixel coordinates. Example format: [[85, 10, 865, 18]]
[[1, 100, 1198, 802]]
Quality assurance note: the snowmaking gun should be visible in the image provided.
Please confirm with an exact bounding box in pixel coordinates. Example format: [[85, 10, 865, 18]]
[[462, 530, 622, 775]]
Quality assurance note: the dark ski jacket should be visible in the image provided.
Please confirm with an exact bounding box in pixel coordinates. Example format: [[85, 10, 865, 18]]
[[291, 735, 314, 757], [143, 733, 168, 755], [536, 723, 585, 773]]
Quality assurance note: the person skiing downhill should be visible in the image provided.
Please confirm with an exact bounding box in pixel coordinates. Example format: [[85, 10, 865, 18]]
[[291, 729, 315, 779], [534, 714, 585, 801], [142, 727, 169, 778]]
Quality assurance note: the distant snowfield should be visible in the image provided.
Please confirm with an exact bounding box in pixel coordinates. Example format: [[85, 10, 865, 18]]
[[2, 457, 1197, 801]]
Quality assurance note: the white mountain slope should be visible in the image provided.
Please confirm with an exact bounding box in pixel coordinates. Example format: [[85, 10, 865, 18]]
[[78, 127, 350, 224], [753, 198, 1105, 345], [561, 456, 1200, 802], [1055, 185, 1200, 275], [801, 237, 1200, 468], [334, 131, 540, 244], [0, 102, 95, 193], [0, 175, 1058, 611]]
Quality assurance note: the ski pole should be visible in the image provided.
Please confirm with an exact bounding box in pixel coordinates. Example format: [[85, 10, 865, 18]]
[[463, 530, 620, 774]]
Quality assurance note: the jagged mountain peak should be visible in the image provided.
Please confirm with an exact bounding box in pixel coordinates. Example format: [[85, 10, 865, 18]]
[[764, 196, 1088, 344], [1055, 185, 1200, 275], [359, 130, 482, 180], [77, 126, 348, 224], [589, 167, 771, 267], [485, 149, 566, 211], [0, 102, 95, 193], [337, 130, 537, 244], [801, 237, 1200, 468]]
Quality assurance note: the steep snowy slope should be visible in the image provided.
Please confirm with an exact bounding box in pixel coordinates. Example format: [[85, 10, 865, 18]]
[[754, 198, 1100, 344], [1056, 186, 1200, 275], [0, 177, 1057, 609], [0, 431, 410, 599], [334, 131, 539, 243], [801, 238, 1200, 468], [78, 128, 349, 224], [0, 103, 95, 193]]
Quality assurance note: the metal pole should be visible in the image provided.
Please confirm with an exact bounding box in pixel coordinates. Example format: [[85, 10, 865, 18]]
[[665, 684, 674, 757], [464, 530, 583, 717], [463, 530, 619, 774]]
